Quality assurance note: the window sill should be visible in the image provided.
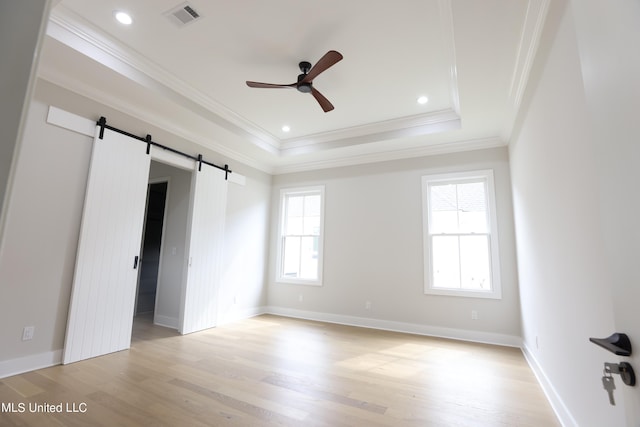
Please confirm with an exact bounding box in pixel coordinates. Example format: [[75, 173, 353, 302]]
[[424, 287, 502, 299], [276, 277, 323, 286]]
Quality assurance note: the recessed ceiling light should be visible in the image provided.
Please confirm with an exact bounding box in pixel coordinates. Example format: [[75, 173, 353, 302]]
[[114, 11, 133, 25], [281, 125, 291, 133], [417, 95, 429, 105]]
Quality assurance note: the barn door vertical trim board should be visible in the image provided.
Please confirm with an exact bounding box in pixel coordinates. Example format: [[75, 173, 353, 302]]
[[179, 164, 228, 335], [63, 125, 151, 364]]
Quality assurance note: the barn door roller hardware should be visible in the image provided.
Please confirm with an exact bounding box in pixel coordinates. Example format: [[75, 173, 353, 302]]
[[97, 117, 232, 180]]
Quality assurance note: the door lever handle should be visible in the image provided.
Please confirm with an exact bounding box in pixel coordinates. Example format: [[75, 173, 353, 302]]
[[133, 255, 139, 269]]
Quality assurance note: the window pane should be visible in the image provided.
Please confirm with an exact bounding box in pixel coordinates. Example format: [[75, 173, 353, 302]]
[[286, 217, 303, 235], [430, 184, 458, 233], [431, 235, 460, 289], [459, 210, 487, 233], [304, 194, 321, 217], [282, 236, 301, 278], [460, 235, 491, 290], [458, 181, 487, 233], [285, 196, 304, 235], [303, 194, 321, 235], [287, 196, 304, 218], [303, 215, 320, 235], [299, 236, 319, 279], [431, 210, 458, 234]]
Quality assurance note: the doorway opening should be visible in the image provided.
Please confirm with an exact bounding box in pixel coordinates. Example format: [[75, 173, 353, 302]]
[[136, 181, 168, 316]]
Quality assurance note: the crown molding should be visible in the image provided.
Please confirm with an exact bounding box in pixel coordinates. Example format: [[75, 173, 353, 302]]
[[509, 0, 551, 110], [37, 63, 274, 174], [47, 6, 281, 154], [439, 0, 461, 114], [280, 109, 461, 155], [273, 137, 504, 175], [500, 0, 550, 142]]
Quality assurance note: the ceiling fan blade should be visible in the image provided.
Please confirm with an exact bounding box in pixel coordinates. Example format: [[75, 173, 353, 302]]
[[311, 87, 335, 112], [302, 50, 343, 83], [246, 81, 297, 89]]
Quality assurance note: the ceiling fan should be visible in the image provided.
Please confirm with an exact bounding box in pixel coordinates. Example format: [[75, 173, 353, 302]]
[[246, 50, 343, 112]]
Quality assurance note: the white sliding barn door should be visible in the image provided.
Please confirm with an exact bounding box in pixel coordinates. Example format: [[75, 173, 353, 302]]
[[180, 164, 227, 334], [63, 127, 151, 364]]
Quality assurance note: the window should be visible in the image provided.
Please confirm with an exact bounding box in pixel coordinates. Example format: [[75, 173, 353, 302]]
[[277, 186, 325, 285], [422, 170, 501, 299]]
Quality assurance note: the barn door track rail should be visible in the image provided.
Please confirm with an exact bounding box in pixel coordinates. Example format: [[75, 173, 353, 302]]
[[97, 116, 232, 180]]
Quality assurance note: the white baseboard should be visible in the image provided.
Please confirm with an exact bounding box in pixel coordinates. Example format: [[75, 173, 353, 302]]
[[521, 342, 577, 427], [153, 314, 178, 330], [0, 350, 62, 379], [264, 306, 522, 348]]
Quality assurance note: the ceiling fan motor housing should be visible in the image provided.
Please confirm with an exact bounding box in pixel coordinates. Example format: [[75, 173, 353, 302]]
[[296, 77, 313, 93], [297, 61, 313, 93]]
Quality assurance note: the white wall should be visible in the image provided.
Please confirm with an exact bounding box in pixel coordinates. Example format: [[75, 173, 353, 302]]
[[0, 79, 271, 377], [0, 92, 92, 371], [218, 168, 272, 324], [268, 147, 521, 345], [509, 0, 637, 425]]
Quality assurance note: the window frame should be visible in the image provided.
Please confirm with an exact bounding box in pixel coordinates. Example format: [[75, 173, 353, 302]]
[[421, 170, 502, 299], [276, 185, 325, 286]]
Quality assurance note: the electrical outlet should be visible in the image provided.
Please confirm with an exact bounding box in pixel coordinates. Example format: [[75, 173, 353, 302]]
[[22, 326, 35, 341], [365, 301, 372, 310], [471, 310, 478, 320], [299, 294, 303, 302]]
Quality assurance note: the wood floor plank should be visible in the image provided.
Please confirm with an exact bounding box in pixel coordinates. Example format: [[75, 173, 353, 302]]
[[0, 314, 559, 426], [2, 375, 45, 398], [135, 375, 269, 426]]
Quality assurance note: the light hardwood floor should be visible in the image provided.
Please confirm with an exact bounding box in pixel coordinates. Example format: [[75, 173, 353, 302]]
[[0, 315, 559, 426]]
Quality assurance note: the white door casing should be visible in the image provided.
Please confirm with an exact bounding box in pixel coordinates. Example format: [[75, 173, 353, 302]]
[[63, 126, 151, 364]]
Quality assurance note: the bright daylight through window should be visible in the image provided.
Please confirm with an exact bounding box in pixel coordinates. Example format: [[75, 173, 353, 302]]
[[277, 186, 324, 285], [422, 170, 501, 299]]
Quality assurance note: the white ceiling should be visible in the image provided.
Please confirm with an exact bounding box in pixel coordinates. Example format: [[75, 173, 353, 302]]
[[39, 0, 549, 174]]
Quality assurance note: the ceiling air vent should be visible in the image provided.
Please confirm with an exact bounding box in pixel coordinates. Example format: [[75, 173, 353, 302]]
[[165, 2, 202, 27]]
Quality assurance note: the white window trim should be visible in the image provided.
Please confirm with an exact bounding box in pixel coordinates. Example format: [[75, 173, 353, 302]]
[[276, 185, 325, 286], [421, 170, 502, 299]]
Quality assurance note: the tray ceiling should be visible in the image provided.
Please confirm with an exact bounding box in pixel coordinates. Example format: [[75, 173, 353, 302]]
[[39, 0, 549, 173]]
